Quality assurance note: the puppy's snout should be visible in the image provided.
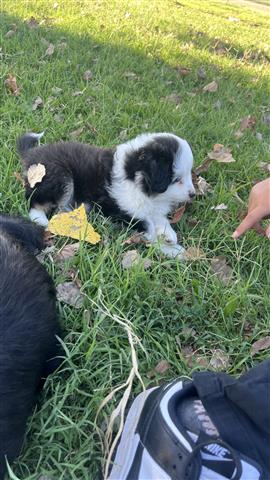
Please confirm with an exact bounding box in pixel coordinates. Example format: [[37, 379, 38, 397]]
[[189, 190, 196, 199]]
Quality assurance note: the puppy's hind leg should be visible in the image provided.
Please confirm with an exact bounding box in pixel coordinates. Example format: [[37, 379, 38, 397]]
[[58, 180, 74, 213]]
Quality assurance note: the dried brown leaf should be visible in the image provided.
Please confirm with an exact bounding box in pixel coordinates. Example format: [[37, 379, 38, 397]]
[[185, 247, 205, 260], [234, 115, 256, 138], [210, 349, 230, 369], [211, 256, 233, 285], [122, 233, 149, 246], [45, 43, 55, 56], [170, 205, 186, 224], [208, 144, 235, 163], [54, 243, 80, 262], [56, 282, 84, 308], [195, 176, 213, 195], [83, 70, 93, 81], [26, 17, 39, 28], [72, 90, 84, 97], [121, 250, 140, 269], [155, 360, 170, 374], [202, 80, 218, 93], [211, 203, 228, 211], [259, 162, 270, 173], [123, 71, 139, 79], [251, 336, 270, 356], [4, 74, 21, 96], [51, 86, 63, 96], [263, 113, 270, 125], [197, 67, 206, 80], [69, 127, 84, 139], [194, 157, 213, 175], [32, 96, 43, 111], [163, 93, 182, 105], [27, 163, 46, 188], [176, 67, 191, 76]]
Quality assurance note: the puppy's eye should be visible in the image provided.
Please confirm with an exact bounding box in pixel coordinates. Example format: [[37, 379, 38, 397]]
[[174, 177, 182, 184]]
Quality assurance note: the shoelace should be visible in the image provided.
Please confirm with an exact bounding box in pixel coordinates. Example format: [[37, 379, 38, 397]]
[[184, 438, 242, 480]]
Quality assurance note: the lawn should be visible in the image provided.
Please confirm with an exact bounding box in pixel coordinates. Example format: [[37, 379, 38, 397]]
[[1, 0, 270, 478]]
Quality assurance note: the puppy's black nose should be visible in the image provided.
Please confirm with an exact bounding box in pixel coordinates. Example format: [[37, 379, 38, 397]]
[[189, 191, 196, 198]]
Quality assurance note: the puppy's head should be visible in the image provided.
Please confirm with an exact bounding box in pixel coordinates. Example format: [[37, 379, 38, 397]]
[[123, 133, 195, 202]]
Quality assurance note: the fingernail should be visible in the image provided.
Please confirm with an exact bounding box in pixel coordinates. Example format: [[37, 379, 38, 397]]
[[267, 232, 270, 239], [232, 231, 238, 239]]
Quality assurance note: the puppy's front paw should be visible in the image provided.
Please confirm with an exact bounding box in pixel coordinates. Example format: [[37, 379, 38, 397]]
[[159, 243, 186, 260], [156, 225, 177, 245]]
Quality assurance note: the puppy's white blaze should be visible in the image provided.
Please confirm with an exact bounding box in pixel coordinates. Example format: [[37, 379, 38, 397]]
[[29, 208, 49, 227], [28, 131, 45, 145]]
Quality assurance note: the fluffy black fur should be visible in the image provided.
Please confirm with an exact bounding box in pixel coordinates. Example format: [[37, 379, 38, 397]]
[[0, 215, 61, 479], [18, 136, 121, 218], [17, 133, 179, 220]]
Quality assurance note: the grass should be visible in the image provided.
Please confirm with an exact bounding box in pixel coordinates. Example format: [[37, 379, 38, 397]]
[[0, 0, 270, 478]]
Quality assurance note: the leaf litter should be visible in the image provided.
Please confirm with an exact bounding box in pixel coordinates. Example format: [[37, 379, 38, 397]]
[[251, 336, 270, 356], [4, 74, 21, 96], [207, 144, 235, 163], [211, 256, 233, 285], [56, 282, 84, 308], [27, 163, 46, 188]]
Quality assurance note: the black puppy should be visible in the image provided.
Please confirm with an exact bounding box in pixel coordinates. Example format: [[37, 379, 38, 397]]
[[0, 214, 61, 479]]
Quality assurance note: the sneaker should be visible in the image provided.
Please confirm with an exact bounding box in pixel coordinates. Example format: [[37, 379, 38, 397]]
[[108, 379, 263, 480]]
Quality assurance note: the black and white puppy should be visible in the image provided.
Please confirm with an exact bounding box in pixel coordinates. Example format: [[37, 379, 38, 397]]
[[0, 214, 61, 479], [18, 132, 195, 258]]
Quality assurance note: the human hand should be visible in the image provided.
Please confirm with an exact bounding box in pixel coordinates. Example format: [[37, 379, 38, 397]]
[[232, 178, 270, 239]]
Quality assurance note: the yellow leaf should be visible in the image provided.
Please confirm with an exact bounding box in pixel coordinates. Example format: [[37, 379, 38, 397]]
[[48, 204, 101, 244]]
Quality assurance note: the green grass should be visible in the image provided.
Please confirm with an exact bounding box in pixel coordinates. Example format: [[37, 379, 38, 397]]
[[1, 0, 270, 478]]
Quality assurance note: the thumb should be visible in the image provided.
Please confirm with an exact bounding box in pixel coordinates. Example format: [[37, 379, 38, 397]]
[[266, 223, 270, 239], [232, 207, 265, 239]]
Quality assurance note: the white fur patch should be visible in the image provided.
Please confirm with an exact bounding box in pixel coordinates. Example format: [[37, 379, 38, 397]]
[[29, 208, 49, 227]]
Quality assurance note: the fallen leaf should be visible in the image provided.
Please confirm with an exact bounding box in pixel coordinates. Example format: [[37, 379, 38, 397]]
[[155, 360, 170, 374], [32, 96, 43, 111], [176, 67, 191, 76], [256, 132, 263, 141], [251, 336, 270, 356], [36, 245, 55, 263], [185, 247, 205, 260], [143, 258, 152, 270], [48, 204, 101, 244], [27, 163, 46, 188], [72, 90, 84, 97], [26, 17, 39, 28], [121, 250, 140, 269], [51, 86, 63, 96], [259, 162, 270, 172], [214, 100, 222, 110], [181, 345, 194, 368], [45, 43, 55, 56], [5, 25, 17, 38], [195, 176, 213, 195], [122, 233, 149, 246], [170, 205, 186, 224], [163, 93, 182, 105], [197, 67, 206, 80], [70, 127, 84, 139], [54, 113, 64, 123], [182, 327, 197, 338], [54, 243, 80, 262], [83, 70, 93, 81], [202, 80, 218, 93], [123, 71, 139, 79], [234, 115, 256, 138], [208, 144, 235, 163], [263, 113, 270, 125], [210, 349, 230, 369], [57, 41, 67, 50], [194, 157, 213, 175], [211, 256, 233, 285], [4, 74, 21, 96], [56, 282, 84, 308], [119, 129, 128, 141], [211, 203, 228, 211]]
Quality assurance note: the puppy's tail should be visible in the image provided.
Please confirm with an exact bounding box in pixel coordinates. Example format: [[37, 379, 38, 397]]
[[0, 214, 45, 254], [17, 131, 44, 156]]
